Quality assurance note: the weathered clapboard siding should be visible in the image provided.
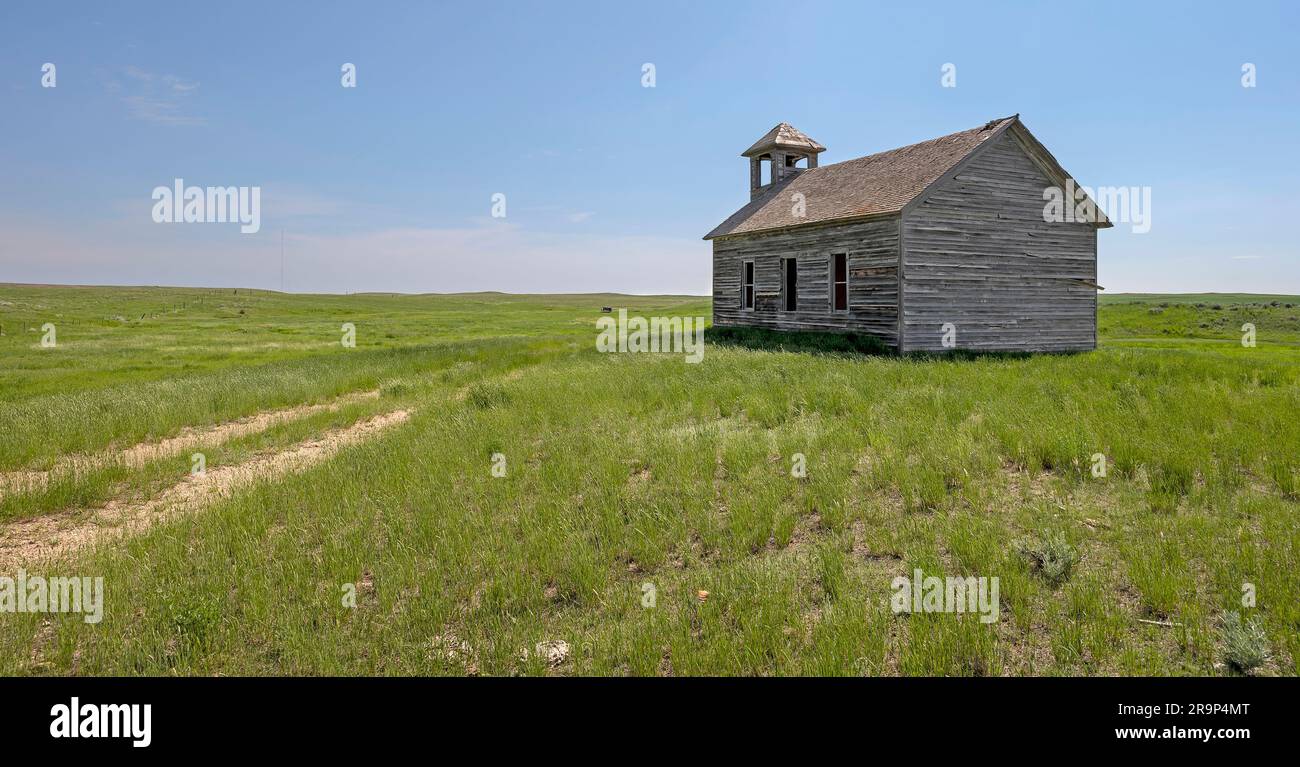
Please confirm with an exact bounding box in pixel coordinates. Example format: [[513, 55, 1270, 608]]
[[712, 216, 900, 344], [899, 130, 1097, 353]]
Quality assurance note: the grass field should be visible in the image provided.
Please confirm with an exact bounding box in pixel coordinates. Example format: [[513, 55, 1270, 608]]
[[1, 284, 1297, 676]]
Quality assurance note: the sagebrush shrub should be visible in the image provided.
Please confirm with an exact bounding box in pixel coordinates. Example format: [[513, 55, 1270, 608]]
[[1018, 533, 1077, 587], [1219, 611, 1270, 674]]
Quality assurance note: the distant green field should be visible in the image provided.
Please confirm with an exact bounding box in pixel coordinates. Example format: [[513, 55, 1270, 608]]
[[1103, 292, 1300, 305], [1, 284, 1296, 677], [1101, 293, 1300, 346]]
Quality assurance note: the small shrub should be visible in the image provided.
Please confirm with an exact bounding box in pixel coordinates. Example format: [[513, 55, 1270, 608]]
[[165, 592, 222, 653], [1218, 611, 1270, 674], [1018, 533, 1078, 587]]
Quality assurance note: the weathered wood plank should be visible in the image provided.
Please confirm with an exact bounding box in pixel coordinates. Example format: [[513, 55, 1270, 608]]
[[899, 132, 1097, 353], [712, 216, 900, 343]]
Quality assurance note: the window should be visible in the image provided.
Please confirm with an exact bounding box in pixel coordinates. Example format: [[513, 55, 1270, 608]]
[[759, 155, 772, 186], [831, 253, 848, 312], [741, 261, 754, 310], [785, 154, 807, 169], [782, 257, 798, 311]]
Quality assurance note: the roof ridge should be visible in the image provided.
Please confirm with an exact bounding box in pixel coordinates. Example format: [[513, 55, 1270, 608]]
[[807, 115, 1018, 173]]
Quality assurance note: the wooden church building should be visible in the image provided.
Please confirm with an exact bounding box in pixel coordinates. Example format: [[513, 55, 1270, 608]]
[[704, 116, 1109, 352]]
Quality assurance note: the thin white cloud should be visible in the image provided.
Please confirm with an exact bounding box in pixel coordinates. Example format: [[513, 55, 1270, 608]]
[[103, 66, 205, 126]]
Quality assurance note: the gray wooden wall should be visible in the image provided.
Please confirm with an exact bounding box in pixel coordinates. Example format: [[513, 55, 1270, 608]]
[[711, 216, 900, 345], [899, 131, 1098, 353]]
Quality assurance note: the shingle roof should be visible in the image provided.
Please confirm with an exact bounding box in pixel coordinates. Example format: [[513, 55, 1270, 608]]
[[706, 116, 1019, 240], [742, 122, 826, 156]]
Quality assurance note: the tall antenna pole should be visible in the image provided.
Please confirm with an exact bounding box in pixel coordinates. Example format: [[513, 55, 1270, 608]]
[[280, 229, 285, 292]]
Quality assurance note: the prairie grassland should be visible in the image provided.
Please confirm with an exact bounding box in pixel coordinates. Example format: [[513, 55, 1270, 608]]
[[0, 284, 1296, 676]]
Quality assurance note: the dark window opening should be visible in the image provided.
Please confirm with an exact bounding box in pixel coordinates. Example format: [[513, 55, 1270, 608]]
[[785, 154, 807, 169], [741, 261, 754, 310], [832, 253, 848, 311], [782, 258, 798, 312], [759, 155, 772, 185]]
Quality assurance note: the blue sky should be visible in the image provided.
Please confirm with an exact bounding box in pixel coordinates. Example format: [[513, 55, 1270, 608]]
[[1, 1, 1297, 294]]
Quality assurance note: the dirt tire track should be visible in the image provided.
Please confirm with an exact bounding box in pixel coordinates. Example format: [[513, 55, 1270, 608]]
[[0, 389, 381, 499], [0, 407, 411, 569]]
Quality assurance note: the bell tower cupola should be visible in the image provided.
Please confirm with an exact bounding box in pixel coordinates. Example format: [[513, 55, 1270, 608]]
[[741, 123, 825, 200]]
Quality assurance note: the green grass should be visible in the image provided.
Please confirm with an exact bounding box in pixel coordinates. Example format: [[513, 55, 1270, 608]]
[[1, 284, 1297, 676], [1100, 292, 1300, 344]]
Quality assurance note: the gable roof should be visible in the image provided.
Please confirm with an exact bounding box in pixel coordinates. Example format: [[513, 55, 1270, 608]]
[[742, 122, 826, 157], [704, 115, 1108, 240]]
